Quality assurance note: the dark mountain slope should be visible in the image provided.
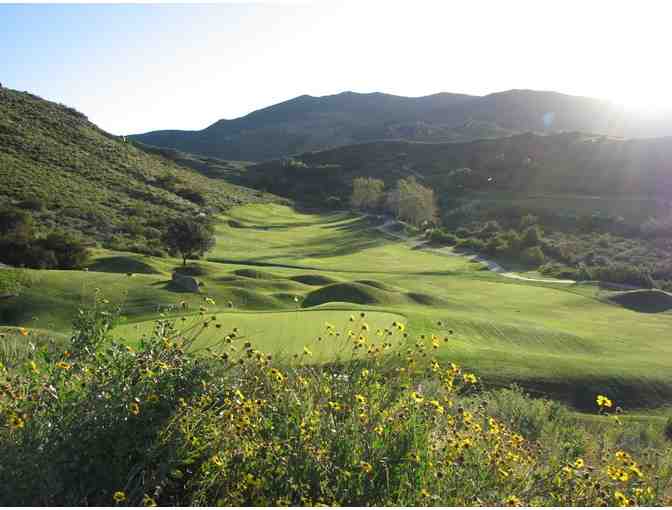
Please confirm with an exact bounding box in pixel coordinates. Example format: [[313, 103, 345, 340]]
[[245, 132, 672, 207], [130, 89, 672, 161]]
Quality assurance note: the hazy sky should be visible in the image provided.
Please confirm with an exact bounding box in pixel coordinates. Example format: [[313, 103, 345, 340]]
[[2, 1, 671, 135]]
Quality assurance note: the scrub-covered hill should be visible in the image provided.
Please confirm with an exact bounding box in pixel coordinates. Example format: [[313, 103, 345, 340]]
[[0, 87, 275, 251]]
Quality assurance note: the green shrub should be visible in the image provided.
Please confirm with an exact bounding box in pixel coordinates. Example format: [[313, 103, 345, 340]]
[[16, 197, 45, 212], [42, 232, 89, 269], [0, 207, 33, 240], [522, 246, 545, 266], [522, 225, 542, 247], [427, 228, 457, 245], [456, 237, 485, 252]]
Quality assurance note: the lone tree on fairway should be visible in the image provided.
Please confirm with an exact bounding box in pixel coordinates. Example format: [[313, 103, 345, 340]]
[[163, 217, 215, 266]]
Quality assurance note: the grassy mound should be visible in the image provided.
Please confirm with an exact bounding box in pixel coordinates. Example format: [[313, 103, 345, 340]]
[[232, 268, 280, 280], [405, 292, 447, 306], [354, 279, 399, 292], [302, 282, 398, 308], [87, 256, 163, 275], [609, 289, 672, 313], [290, 274, 340, 286], [225, 288, 284, 310]]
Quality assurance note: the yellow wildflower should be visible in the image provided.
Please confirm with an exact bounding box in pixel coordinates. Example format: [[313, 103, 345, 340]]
[[359, 461, 373, 474], [614, 491, 629, 507], [129, 402, 140, 416], [9, 415, 25, 430], [463, 373, 478, 384], [504, 495, 522, 507], [596, 394, 613, 408], [410, 391, 424, 404], [113, 491, 127, 503], [142, 495, 157, 507]]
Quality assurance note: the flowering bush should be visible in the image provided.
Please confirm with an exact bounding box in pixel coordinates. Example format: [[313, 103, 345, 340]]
[[1, 296, 671, 506]]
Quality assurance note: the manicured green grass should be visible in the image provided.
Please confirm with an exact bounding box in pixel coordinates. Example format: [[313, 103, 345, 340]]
[[113, 309, 405, 362], [2, 202, 671, 412]]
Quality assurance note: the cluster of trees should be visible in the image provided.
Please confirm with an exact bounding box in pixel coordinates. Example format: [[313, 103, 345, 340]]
[[350, 176, 438, 227], [0, 204, 218, 270], [428, 220, 545, 267], [0, 208, 90, 270]]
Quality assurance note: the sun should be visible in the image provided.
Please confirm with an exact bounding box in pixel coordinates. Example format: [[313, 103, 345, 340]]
[[609, 84, 672, 115]]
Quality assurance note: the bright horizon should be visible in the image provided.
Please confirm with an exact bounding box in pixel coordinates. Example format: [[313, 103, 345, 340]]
[[2, 1, 671, 135]]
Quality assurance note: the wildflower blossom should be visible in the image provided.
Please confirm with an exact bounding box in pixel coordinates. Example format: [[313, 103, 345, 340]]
[[358, 461, 373, 474], [113, 491, 127, 503], [596, 394, 613, 408], [463, 373, 478, 384], [410, 391, 424, 404], [142, 495, 157, 507], [504, 495, 522, 507], [614, 491, 630, 507], [129, 402, 140, 416]]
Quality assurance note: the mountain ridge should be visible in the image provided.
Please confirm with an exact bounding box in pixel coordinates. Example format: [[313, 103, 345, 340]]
[[130, 89, 672, 161]]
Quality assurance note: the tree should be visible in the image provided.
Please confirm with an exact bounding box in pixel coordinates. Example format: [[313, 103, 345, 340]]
[[0, 207, 33, 241], [163, 217, 215, 266], [350, 177, 385, 211], [387, 177, 438, 227], [522, 225, 542, 247], [42, 232, 89, 269]]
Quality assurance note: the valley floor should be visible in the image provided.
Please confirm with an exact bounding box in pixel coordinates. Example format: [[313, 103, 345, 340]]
[[2, 203, 672, 412]]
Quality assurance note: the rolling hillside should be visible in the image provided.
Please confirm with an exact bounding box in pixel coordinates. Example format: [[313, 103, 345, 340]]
[[246, 132, 672, 212], [0, 87, 275, 246], [130, 89, 672, 161]]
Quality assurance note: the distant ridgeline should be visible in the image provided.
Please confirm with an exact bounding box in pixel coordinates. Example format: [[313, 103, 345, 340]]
[[130, 89, 672, 162], [245, 133, 672, 207]]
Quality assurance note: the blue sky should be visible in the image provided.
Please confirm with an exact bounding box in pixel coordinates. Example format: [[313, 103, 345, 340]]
[[2, 1, 671, 135]]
